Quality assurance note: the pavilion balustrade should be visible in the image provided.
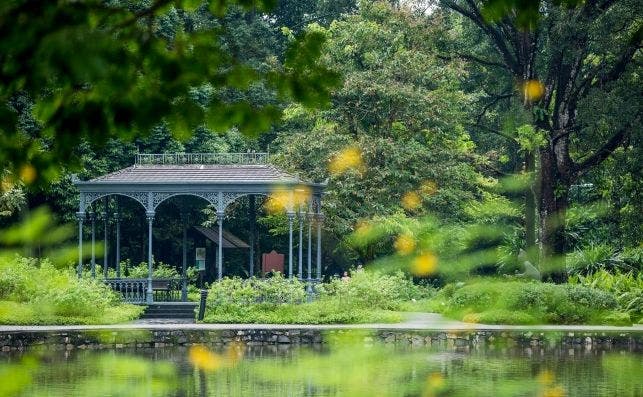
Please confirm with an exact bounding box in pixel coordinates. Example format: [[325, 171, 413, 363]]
[[105, 278, 186, 303]]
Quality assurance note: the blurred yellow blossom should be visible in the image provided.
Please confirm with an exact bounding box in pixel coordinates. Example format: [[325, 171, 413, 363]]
[[1, 176, 15, 192], [523, 80, 545, 102], [411, 252, 438, 276], [394, 234, 416, 255], [542, 385, 566, 397], [293, 185, 312, 207], [189, 345, 222, 371], [354, 221, 373, 238], [537, 370, 554, 385], [420, 180, 438, 196], [265, 186, 311, 214], [19, 164, 37, 184], [265, 189, 291, 214], [427, 372, 445, 388], [401, 191, 421, 210], [329, 147, 363, 175], [423, 372, 446, 396]]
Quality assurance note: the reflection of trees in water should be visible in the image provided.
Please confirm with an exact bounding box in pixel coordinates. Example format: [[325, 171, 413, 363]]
[[1, 341, 641, 397]]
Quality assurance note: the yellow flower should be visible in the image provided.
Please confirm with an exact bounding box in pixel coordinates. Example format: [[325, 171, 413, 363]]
[[188, 345, 222, 371], [19, 164, 37, 184], [523, 80, 545, 102], [329, 147, 364, 175], [541, 385, 566, 397], [293, 185, 312, 207], [354, 221, 372, 238], [420, 180, 438, 196], [537, 370, 554, 385], [265, 189, 291, 214], [394, 234, 416, 255], [427, 372, 445, 388], [411, 252, 438, 276], [401, 191, 421, 210]]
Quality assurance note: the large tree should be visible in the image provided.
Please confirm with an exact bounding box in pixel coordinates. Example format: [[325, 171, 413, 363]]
[[438, 0, 642, 262], [273, 2, 484, 266]]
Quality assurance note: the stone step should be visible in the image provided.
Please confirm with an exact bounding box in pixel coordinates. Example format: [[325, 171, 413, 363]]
[[140, 313, 196, 319], [141, 302, 198, 320]]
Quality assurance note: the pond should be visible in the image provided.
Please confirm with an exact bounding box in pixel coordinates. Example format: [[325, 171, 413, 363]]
[[1, 332, 641, 397]]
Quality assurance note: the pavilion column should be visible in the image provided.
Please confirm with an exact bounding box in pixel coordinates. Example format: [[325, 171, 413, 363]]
[[307, 212, 312, 281], [217, 213, 224, 280], [248, 195, 256, 277], [114, 199, 121, 278], [298, 207, 304, 280], [90, 211, 96, 279], [146, 211, 155, 304], [76, 212, 85, 278], [287, 212, 294, 279], [103, 197, 109, 279], [181, 211, 188, 301], [316, 213, 324, 281]]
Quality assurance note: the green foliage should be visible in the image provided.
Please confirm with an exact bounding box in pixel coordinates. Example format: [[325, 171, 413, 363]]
[[430, 279, 627, 325], [202, 271, 431, 324], [0, 256, 143, 325], [207, 273, 306, 305], [271, 2, 483, 265], [317, 270, 433, 311], [0, 0, 340, 185], [566, 244, 640, 275], [569, 269, 643, 321]]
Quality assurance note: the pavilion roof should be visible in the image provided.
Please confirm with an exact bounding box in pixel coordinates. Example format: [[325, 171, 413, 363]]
[[85, 163, 300, 184], [75, 153, 323, 187]]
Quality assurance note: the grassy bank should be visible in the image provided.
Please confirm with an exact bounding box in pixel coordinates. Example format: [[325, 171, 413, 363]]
[[424, 278, 634, 326], [0, 256, 143, 325]]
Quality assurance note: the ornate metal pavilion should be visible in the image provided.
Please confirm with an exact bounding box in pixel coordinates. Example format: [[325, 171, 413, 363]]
[[74, 153, 325, 303]]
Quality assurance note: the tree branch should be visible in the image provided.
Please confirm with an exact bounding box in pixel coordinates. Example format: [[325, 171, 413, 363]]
[[440, 0, 520, 74], [475, 92, 513, 124], [573, 127, 631, 177], [438, 52, 509, 69], [467, 122, 517, 143]]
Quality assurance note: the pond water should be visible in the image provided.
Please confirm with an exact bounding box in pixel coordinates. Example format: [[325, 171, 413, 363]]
[[1, 333, 641, 397]]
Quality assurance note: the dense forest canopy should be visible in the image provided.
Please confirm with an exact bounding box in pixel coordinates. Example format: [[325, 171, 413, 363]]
[[0, 0, 640, 279]]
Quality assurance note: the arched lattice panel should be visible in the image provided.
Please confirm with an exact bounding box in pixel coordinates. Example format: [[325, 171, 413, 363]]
[[81, 192, 148, 213], [152, 192, 220, 211]]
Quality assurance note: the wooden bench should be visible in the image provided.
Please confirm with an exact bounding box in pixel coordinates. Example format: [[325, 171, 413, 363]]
[[151, 278, 181, 301]]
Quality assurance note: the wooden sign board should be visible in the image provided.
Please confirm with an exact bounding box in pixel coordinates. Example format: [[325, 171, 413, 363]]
[[262, 250, 284, 274]]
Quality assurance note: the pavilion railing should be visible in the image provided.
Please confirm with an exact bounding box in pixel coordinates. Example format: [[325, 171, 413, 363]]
[[105, 278, 185, 303], [105, 278, 147, 303], [135, 152, 269, 166]]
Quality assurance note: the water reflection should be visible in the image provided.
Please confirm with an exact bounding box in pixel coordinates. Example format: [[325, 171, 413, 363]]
[[1, 334, 641, 397]]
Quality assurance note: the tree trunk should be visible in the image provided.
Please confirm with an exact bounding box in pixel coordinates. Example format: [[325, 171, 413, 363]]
[[537, 145, 570, 281], [524, 150, 537, 263]]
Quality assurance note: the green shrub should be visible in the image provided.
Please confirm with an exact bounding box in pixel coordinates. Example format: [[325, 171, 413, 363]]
[[432, 278, 628, 325], [0, 255, 143, 325], [569, 269, 643, 321], [318, 271, 433, 311], [203, 271, 429, 324], [125, 261, 181, 279]]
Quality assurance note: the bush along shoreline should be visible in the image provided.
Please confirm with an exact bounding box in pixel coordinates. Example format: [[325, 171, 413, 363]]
[[202, 272, 640, 326], [426, 278, 637, 326], [0, 256, 143, 325]]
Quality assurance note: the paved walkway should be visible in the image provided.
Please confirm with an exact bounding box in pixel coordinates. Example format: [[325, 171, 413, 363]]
[[1, 313, 642, 333]]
